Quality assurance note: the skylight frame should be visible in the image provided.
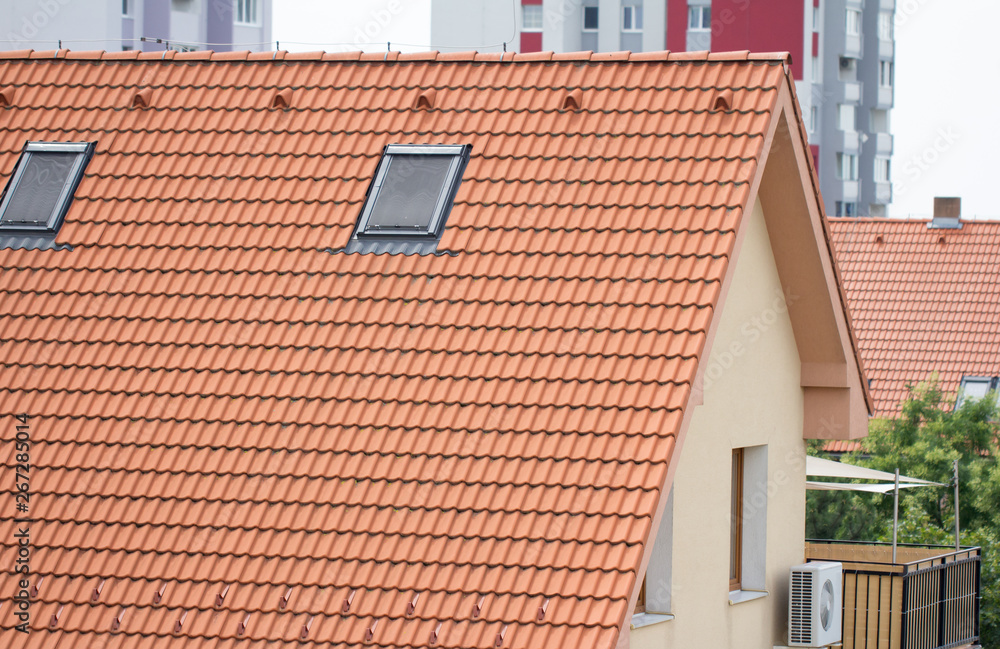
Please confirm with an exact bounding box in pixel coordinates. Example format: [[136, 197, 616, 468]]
[[352, 143, 471, 242], [956, 376, 998, 409], [0, 141, 95, 236]]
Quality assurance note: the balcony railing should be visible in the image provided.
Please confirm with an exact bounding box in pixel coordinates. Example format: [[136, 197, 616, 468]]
[[806, 541, 981, 649]]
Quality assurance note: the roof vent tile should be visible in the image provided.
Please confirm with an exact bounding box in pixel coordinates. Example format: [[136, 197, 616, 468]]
[[0, 87, 15, 107], [272, 88, 292, 110], [562, 90, 582, 111], [713, 90, 734, 111], [301, 615, 315, 639], [415, 90, 436, 110], [131, 88, 152, 109]]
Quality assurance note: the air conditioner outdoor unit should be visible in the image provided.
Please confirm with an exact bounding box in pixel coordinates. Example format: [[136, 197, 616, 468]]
[[788, 561, 842, 648]]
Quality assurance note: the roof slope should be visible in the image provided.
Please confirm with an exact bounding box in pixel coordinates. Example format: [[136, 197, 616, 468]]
[[0, 49, 787, 648], [829, 217, 1000, 421]]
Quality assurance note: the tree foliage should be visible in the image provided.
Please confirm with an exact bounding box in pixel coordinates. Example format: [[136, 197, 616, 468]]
[[806, 377, 1000, 647]]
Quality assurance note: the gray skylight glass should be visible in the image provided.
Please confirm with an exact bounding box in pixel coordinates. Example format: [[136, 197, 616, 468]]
[[956, 376, 997, 408], [0, 142, 95, 234], [354, 144, 471, 241], [366, 154, 454, 233]]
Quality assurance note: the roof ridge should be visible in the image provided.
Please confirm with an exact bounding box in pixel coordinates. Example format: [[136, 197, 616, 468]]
[[0, 48, 792, 64]]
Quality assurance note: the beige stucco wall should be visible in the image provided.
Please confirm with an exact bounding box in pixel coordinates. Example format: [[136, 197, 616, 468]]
[[631, 198, 808, 649]]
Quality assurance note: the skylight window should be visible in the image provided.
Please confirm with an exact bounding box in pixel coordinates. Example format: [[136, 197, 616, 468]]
[[956, 376, 999, 409], [0, 142, 95, 235], [352, 144, 471, 241]]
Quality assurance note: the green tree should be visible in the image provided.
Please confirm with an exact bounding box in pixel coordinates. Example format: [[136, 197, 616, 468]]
[[806, 377, 1000, 647]]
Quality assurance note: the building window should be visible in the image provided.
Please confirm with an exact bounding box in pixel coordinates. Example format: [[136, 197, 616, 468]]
[[812, 4, 820, 31], [835, 201, 858, 217], [837, 152, 858, 180], [236, 0, 259, 25], [583, 6, 599, 31], [0, 142, 95, 235], [122, 0, 131, 16], [730, 448, 744, 591], [838, 104, 855, 132], [172, 0, 196, 12], [622, 4, 643, 32], [878, 11, 894, 41], [874, 157, 891, 183], [956, 376, 999, 409], [641, 487, 674, 614], [810, 106, 818, 133], [635, 576, 646, 613], [846, 9, 861, 36], [522, 5, 543, 31], [688, 6, 710, 31], [811, 56, 820, 81], [730, 446, 768, 595], [352, 144, 471, 241], [879, 60, 894, 87]]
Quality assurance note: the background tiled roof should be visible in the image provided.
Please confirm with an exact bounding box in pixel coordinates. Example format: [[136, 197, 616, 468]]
[[0, 49, 787, 648], [828, 217, 1000, 427]]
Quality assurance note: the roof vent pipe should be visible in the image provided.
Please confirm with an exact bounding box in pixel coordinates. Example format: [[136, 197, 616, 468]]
[[929, 197, 962, 229]]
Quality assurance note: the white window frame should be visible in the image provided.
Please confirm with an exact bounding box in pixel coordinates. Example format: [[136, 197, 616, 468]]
[[878, 11, 894, 41], [582, 6, 599, 32], [874, 157, 891, 183], [812, 5, 820, 32], [846, 9, 861, 36], [880, 60, 894, 87], [810, 106, 818, 133], [622, 4, 643, 32], [688, 6, 711, 31], [837, 152, 858, 181], [521, 4, 543, 32], [235, 0, 260, 26]]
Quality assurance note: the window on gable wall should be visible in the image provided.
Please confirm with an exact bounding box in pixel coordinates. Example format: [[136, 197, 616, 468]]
[[730, 446, 768, 597], [522, 5, 543, 31], [351, 144, 471, 242], [0, 141, 95, 236], [730, 449, 744, 591]]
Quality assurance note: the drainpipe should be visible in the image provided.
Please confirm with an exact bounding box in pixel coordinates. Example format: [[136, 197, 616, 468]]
[[892, 468, 899, 563]]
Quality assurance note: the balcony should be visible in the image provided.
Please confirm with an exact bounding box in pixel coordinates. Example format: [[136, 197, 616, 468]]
[[806, 541, 981, 649]]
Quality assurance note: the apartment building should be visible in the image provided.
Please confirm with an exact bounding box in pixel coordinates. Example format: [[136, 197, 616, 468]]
[[1, 0, 272, 52], [432, 0, 895, 217]]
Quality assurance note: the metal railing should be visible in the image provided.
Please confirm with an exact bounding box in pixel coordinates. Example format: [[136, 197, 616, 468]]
[[806, 541, 981, 649]]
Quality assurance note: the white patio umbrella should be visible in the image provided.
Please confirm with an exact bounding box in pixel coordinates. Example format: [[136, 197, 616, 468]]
[[806, 456, 946, 562]]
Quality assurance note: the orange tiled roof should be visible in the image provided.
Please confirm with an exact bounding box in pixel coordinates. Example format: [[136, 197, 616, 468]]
[[0, 49, 791, 647], [829, 217, 1000, 428]]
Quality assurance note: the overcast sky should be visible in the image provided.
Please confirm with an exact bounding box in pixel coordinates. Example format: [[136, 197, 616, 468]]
[[273, 0, 1000, 219]]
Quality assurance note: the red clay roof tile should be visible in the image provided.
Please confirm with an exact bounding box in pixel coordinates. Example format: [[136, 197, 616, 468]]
[[0, 49, 791, 647], [828, 217, 1000, 421]]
